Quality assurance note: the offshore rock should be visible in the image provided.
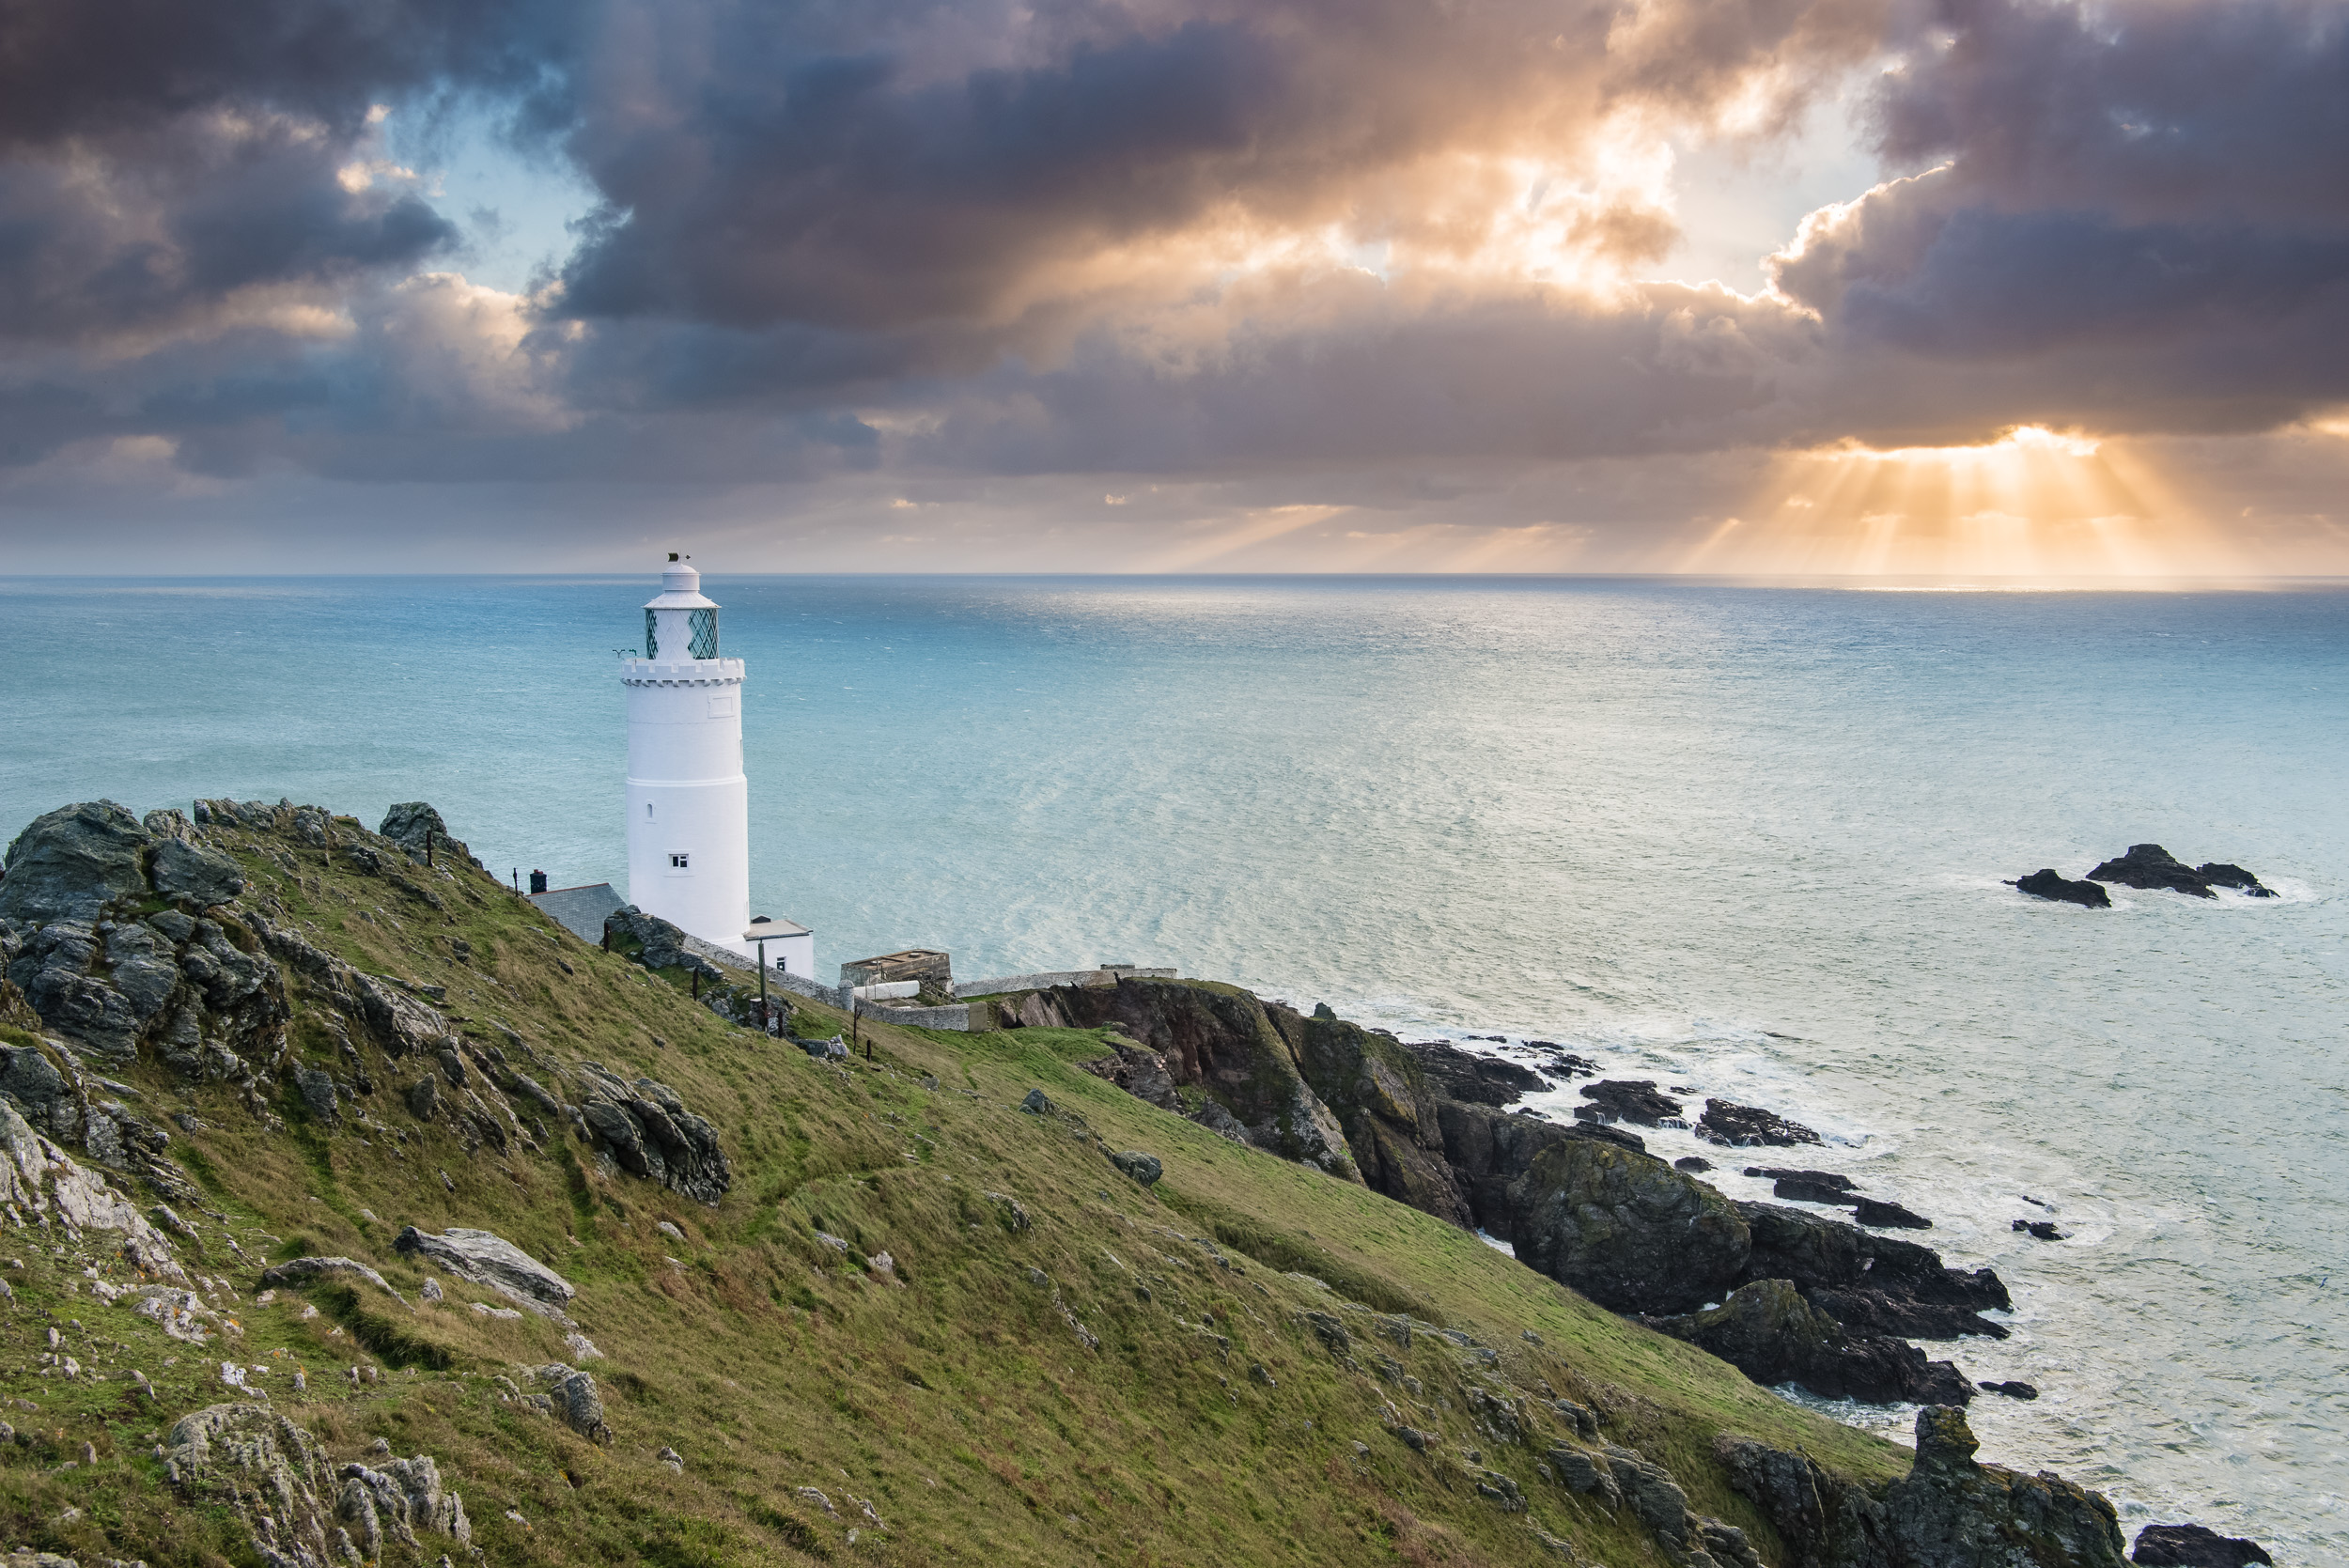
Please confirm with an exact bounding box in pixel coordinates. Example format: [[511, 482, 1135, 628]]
[[1648, 1280, 1974, 1405], [1508, 1139, 1749, 1312], [1852, 1197, 1933, 1230], [1717, 1405, 2126, 1568], [1436, 1100, 1641, 1240], [2011, 869, 2112, 908], [395, 1226, 575, 1319], [0, 800, 151, 924], [1399, 1039, 1547, 1107], [573, 1064, 732, 1204], [1698, 1099, 1824, 1148], [2193, 864, 2276, 899], [2088, 845, 2217, 898], [2130, 1523, 2274, 1566], [1805, 1285, 2009, 1341], [1737, 1202, 2010, 1313], [1576, 1079, 1684, 1126]]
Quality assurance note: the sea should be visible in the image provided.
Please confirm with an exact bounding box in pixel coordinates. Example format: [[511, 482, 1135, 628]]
[[2, 574, 2343, 1558]]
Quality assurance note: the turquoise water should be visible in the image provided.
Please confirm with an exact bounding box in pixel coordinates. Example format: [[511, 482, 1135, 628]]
[[4, 574, 2345, 1556]]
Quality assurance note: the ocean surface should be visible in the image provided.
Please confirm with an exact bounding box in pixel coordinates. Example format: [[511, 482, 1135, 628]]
[[3, 573, 2344, 1557]]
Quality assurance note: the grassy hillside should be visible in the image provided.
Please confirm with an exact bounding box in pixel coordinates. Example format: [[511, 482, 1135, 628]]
[[0, 807, 1910, 1567]]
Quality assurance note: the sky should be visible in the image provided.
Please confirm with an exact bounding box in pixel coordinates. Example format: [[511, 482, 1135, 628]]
[[1, 0, 2345, 576]]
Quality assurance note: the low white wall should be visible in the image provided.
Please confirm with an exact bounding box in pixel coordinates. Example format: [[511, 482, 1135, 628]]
[[951, 966, 1177, 998]]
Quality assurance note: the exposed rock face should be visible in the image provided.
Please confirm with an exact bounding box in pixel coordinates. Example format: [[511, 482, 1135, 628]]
[[257, 1256, 407, 1303], [1399, 1039, 1547, 1107], [2011, 870, 2112, 908], [0, 800, 152, 924], [2089, 845, 2217, 898], [378, 801, 448, 857], [1282, 1009, 1467, 1222], [394, 1226, 576, 1319], [2131, 1523, 2274, 1566], [573, 1064, 732, 1204], [1078, 1038, 1181, 1110], [1649, 1281, 1974, 1405], [148, 837, 245, 908], [1508, 1140, 1749, 1313], [1576, 1079, 1684, 1126], [0, 1100, 184, 1280], [1698, 1099, 1823, 1147], [1013, 978, 1363, 1182], [1739, 1202, 2010, 1315], [603, 906, 727, 982], [1436, 1100, 1641, 1239], [166, 1403, 471, 1568], [1718, 1405, 2127, 1568], [531, 1362, 614, 1445]]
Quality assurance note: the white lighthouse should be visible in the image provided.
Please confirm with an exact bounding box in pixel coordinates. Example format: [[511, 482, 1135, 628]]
[[616, 555, 754, 947]]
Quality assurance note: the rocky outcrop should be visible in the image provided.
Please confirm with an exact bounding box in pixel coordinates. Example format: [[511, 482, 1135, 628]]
[[2130, 1523, 2273, 1566], [1576, 1079, 1684, 1126], [257, 1256, 407, 1303], [0, 800, 154, 924], [602, 906, 728, 982], [1697, 1099, 1822, 1147], [1437, 1100, 1641, 1239], [573, 1064, 732, 1204], [1077, 1037, 1182, 1110], [378, 802, 447, 857], [394, 1226, 576, 1320], [0, 1100, 184, 1280], [1509, 1140, 1749, 1313], [1109, 1149, 1163, 1186], [1718, 1405, 2127, 1568], [1399, 1039, 1547, 1107], [2192, 864, 2275, 899], [1280, 1009, 1467, 1222], [1008, 978, 1363, 1182], [2010, 870, 2112, 908], [529, 1362, 614, 1445], [164, 1403, 471, 1568], [1648, 1281, 1973, 1405], [1738, 1202, 2009, 1316]]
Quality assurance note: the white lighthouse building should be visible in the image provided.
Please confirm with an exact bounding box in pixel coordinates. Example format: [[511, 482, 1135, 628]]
[[621, 555, 814, 976]]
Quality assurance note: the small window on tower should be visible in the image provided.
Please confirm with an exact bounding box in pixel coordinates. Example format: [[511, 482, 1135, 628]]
[[670, 852, 690, 870]]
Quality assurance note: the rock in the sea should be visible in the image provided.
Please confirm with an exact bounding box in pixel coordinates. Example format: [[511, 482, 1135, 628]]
[[2193, 864, 2275, 899], [1650, 1280, 1974, 1405], [1674, 1156, 1715, 1172], [2010, 869, 2112, 908], [1776, 1175, 1859, 1205], [1575, 1079, 1684, 1126], [1509, 1139, 1749, 1312], [394, 1226, 575, 1319], [1979, 1379, 2039, 1399], [2088, 845, 2217, 898], [1746, 1166, 1854, 1189], [1109, 1149, 1163, 1186], [1698, 1098, 1823, 1147], [1806, 1286, 2009, 1341], [2014, 1219, 2067, 1241], [0, 800, 152, 923], [2130, 1522, 2274, 1566], [1740, 1201, 2010, 1314], [1719, 1405, 2128, 1568], [1852, 1197, 1933, 1230]]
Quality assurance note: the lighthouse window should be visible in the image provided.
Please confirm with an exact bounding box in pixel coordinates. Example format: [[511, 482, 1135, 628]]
[[669, 852, 690, 870], [644, 609, 660, 660], [688, 608, 719, 659]]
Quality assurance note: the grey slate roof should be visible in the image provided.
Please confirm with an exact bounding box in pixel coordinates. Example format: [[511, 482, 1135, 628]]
[[528, 881, 624, 942]]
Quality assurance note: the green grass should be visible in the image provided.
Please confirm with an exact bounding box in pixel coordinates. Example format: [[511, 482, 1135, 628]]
[[0, 812, 1908, 1566]]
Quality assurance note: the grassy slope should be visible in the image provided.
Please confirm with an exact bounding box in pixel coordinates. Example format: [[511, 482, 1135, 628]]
[[0, 819, 1906, 1567]]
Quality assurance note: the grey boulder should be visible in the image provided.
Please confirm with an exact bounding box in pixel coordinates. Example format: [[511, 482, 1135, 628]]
[[0, 800, 152, 923], [394, 1226, 575, 1319], [149, 837, 245, 907], [378, 802, 448, 856], [1109, 1150, 1163, 1186], [257, 1256, 407, 1304]]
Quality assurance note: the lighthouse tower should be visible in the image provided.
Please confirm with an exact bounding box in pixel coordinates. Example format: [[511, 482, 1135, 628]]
[[622, 555, 750, 951]]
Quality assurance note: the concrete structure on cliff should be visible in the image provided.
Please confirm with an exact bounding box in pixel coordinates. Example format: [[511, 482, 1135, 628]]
[[621, 554, 815, 976]]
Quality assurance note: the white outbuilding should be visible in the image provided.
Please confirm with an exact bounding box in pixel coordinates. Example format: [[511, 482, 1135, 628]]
[[621, 555, 815, 978]]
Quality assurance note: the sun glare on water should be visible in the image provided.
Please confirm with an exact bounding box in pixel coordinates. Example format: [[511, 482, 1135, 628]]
[[1681, 427, 2247, 579]]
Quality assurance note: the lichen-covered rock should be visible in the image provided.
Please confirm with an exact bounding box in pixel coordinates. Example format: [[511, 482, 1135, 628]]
[[574, 1063, 731, 1204], [291, 1063, 339, 1124], [1717, 1405, 2128, 1568], [1436, 1100, 1641, 1239], [1648, 1280, 1974, 1405], [1109, 1149, 1163, 1186], [148, 837, 244, 908], [378, 802, 448, 857], [257, 1256, 407, 1303], [530, 1362, 614, 1445], [0, 1100, 183, 1280], [0, 800, 151, 924], [1508, 1139, 1750, 1313], [395, 1226, 575, 1319], [1283, 1008, 1471, 1224], [166, 1402, 470, 1568]]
